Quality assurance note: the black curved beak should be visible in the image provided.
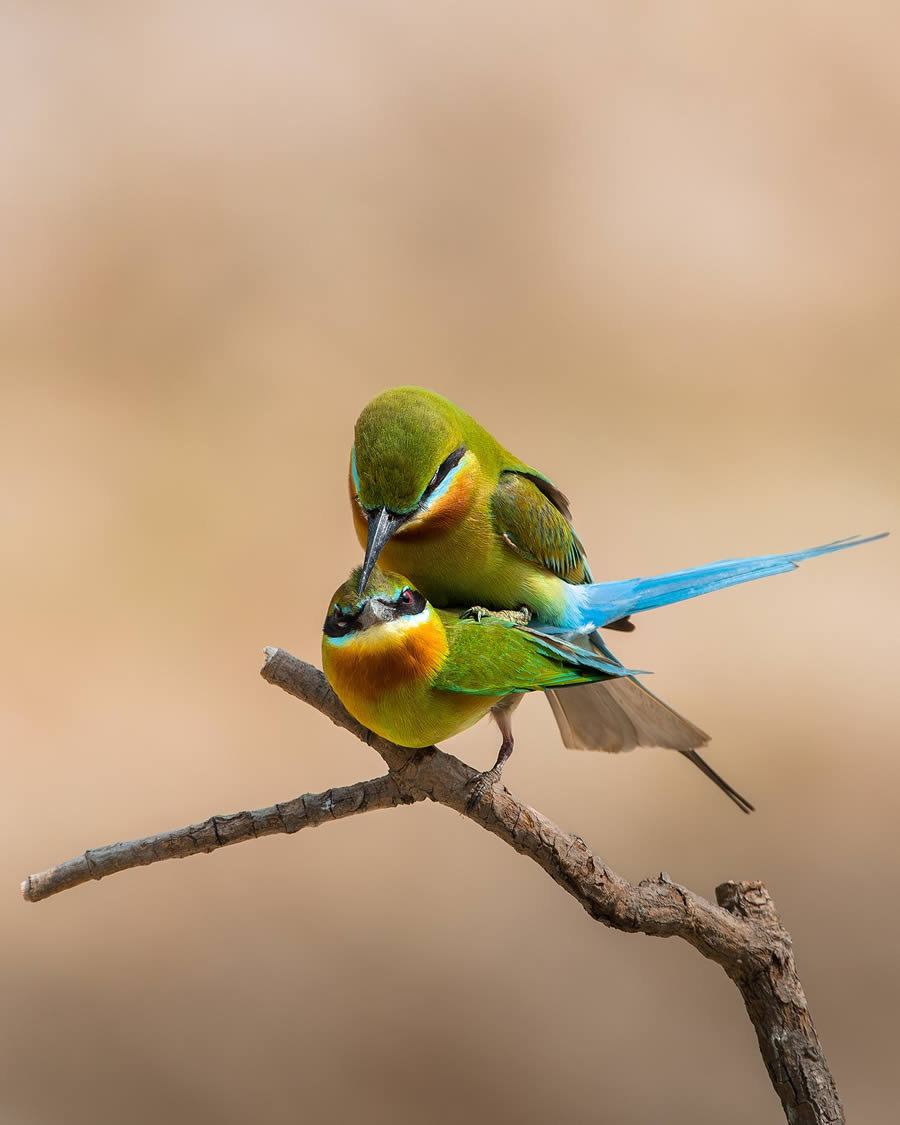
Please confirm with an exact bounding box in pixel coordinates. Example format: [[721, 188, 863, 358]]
[[359, 507, 408, 593]]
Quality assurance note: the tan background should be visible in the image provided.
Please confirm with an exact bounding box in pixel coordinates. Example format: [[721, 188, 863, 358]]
[[3, 4, 898, 1122]]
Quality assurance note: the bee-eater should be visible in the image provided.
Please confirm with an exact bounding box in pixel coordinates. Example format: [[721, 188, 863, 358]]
[[347, 386, 885, 808], [322, 568, 648, 807]]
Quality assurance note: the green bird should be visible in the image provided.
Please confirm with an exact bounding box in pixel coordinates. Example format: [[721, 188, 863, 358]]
[[322, 568, 642, 805], [348, 386, 885, 811]]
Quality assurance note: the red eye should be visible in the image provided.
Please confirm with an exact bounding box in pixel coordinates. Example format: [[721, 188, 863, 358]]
[[399, 589, 413, 605]]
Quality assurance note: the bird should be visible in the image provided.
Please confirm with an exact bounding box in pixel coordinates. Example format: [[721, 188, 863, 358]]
[[322, 567, 644, 808], [346, 386, 886, 811]]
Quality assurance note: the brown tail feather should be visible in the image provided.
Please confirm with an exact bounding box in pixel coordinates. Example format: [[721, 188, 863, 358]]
[[680, 749, 755, 814], [546, 676, 709, 752], [545, 638, 753, 812]]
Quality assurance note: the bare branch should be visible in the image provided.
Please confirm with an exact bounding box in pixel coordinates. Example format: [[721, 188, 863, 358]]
[[716, 880, 844, 1124], [21, 645, 844, 1123], [259, 648, 845, 1125], [22, 773, 414, 903], [254, 652, 767, 960]]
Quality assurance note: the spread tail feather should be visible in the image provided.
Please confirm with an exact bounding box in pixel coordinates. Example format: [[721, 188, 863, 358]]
[[545, 676, 709, 753], [545, 633, 753, 812], [561, 533, 887, 630], [546, 682, 754, 812]]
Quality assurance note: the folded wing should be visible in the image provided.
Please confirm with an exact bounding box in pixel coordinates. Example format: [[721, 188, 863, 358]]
[[433, 616, 641, 696]]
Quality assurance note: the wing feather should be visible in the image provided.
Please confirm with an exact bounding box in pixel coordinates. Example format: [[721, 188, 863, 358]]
[[432, 616, 639, 695], [490, 471, 592, 584]]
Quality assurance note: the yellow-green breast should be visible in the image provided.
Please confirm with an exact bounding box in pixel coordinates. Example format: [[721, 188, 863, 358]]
[[322, 603, 501, 748]]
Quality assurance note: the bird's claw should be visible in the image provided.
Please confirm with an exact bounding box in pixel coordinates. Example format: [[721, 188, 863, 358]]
[[465, 767, 503, 813], [460, 605, 532, 625]]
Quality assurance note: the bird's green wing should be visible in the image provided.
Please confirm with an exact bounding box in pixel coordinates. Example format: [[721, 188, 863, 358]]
[[489, 470, 593, 584], [432, 614, 638, 696]]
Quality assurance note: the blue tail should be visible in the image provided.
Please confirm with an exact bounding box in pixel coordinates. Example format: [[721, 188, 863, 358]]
[[559, 534, 887, 630]]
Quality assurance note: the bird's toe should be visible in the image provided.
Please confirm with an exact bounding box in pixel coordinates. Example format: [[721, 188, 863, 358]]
[[465, 768, 503, 813]]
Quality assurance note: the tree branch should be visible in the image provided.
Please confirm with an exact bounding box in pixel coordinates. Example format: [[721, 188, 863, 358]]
[[21, 773, 414, 903], [21, 646, 844, 1124]]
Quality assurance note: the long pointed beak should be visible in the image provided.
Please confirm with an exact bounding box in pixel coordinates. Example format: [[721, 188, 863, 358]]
[[359, 507, 408, 593]]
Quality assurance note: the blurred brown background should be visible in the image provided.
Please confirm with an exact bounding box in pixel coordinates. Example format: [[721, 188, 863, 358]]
[[2, 3, 898, 1122]]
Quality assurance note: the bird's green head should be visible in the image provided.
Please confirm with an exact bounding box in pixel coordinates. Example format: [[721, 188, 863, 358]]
[[353, 387, 465, 512], [351, 387, 473, 592], [324, 567, 430, 640], [321, 568, 450, 716]]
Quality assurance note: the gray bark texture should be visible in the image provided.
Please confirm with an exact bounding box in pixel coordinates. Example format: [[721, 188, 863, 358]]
[[22, 647, 844, 1125]]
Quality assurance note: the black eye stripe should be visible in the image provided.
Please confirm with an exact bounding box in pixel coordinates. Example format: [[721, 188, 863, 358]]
[[425, 445, 466, 495], [323, 611, 361, 637], [325, 589, 426, 635], [395, 588, 426, 617]]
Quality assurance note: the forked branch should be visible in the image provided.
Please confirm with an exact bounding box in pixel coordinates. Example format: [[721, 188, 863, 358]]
[[21, 647, 843, 1125]]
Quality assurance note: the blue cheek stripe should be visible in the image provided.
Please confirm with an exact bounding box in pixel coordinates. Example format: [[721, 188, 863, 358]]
[[350, 447, 361, 494], [324, 604, 432, 646]]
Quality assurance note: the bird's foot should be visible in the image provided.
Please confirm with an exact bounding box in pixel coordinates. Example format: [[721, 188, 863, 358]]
[[460, 605, 532, 625], [465, 766, 505, 813]]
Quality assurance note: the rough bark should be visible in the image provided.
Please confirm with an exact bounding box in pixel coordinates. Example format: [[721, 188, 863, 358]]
[[22, 647, 844, 1125], [22, 774, 411, 902], [716, 881, 844, 1125]]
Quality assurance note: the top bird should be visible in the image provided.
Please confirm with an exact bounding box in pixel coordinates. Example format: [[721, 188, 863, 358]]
[[349, 385, 884, 807]]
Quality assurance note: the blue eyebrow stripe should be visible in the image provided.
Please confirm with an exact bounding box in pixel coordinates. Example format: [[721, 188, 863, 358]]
[[351, 445, 466, 512], [422, 455, 466, 507]]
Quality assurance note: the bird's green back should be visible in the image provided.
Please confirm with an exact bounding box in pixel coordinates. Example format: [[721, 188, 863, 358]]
[[432, 610, 632, 696]]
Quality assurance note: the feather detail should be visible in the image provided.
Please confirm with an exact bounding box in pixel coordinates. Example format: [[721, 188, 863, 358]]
[[490, 472, 591, 583], [431, 615, 640, 695], [560, 534, 888, 629]]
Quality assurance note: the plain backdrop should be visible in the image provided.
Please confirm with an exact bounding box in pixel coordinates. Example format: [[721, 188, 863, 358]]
[[2, 4, 898, 1123]]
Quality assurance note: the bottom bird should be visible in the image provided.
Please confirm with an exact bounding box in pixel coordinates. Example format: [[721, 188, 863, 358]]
[[321, 567, 753, 812]]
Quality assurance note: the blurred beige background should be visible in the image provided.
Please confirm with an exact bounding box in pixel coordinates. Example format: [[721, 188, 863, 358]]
[[2, 3, 898, 1122]]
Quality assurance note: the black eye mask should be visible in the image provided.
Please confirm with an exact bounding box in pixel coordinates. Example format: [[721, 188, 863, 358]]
[[323, 588, 426, 636], [423, 446, 465, 500], [394, 588, 426, 616], [323, 609, 361, 638]]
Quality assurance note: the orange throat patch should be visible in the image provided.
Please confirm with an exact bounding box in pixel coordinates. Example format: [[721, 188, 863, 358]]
[[322, 614, 448, 708]]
